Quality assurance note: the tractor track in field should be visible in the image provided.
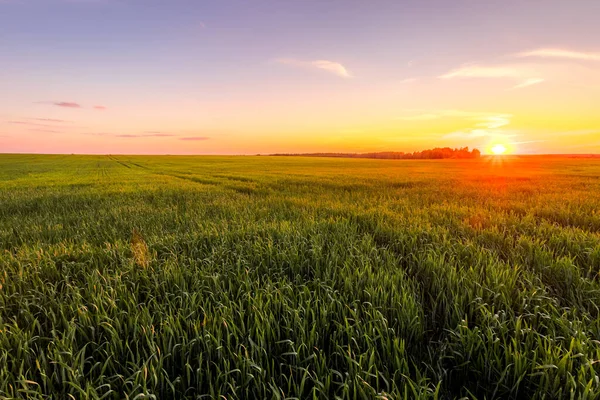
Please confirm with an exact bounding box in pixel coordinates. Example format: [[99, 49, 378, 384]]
[[107, 155, 132, 169], [154, 171, 218, 186], [108, 156, 152, 172], [106, 156, 257, 196], [107, 155, 217, 186]]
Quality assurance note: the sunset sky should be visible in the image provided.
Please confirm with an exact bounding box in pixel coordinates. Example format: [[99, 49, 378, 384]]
[[1, 0, 599, 155]]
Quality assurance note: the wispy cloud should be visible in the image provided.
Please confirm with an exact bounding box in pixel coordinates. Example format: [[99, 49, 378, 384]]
[[54, 101, 82, 108], [443, 129, 490, 139], [440, 64, 543, 90], [311, 60, 351, 78], [475, 115, 511, 129], [443, 113, 515, 139], [116, 133, 175, 138], [440, 65, 524, 79], [8, 120, 60, 128], [509, 140, 546, 145], [511, 78, 545, 90], [396, 109, 515, 140], [28, 118, 69, 123], [397, 109, 507, 121], [81, 132, 112, 137], [563, 129, 599, 135], [28, 129, 61, 133], [516, 48, 600, 61], [35, 101, 106, 109], [541, 129, 600, 137], [277, 58, 352, 78], [180, 136, 210, 141]]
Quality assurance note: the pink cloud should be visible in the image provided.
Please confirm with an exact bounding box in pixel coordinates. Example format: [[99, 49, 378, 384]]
[[28, 129, 60, 133], [94, 105, 107, 110], [28, 118, 69, 123], [8, 121, 59, 128], [116, 133, 176, 138], [180, 136, 210, 141], [54, 102, 82, 108]]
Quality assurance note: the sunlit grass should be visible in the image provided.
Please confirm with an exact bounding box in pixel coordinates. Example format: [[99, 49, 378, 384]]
[[0, 154, 600, 399]]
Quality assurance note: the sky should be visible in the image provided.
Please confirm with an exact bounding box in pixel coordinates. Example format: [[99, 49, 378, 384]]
[[1, 0, 599, 155]]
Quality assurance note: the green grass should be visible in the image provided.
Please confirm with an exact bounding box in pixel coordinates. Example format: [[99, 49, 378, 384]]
[[1, 154, 600, 399]]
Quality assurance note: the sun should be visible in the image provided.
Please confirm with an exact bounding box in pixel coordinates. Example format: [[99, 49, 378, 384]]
[[491, 144, 507, 155]]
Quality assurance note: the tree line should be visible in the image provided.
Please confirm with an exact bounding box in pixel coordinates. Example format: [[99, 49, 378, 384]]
[[271, 147, 481, 159]]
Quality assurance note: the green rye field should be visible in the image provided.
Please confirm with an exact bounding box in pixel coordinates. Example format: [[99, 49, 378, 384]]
[[1, 154, 600, 399]]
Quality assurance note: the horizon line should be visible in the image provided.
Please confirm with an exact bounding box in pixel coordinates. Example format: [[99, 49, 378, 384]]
[[1, 152, 600, 157]]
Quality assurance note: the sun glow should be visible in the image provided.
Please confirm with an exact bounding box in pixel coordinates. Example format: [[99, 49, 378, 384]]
[[491, 144, 507, 155]]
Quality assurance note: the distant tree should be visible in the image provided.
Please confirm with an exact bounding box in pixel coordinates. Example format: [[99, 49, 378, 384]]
[[272, 146, 482, 160]]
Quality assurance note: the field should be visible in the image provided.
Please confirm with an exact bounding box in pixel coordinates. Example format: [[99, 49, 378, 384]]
[[1, 154, 600, 399]]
